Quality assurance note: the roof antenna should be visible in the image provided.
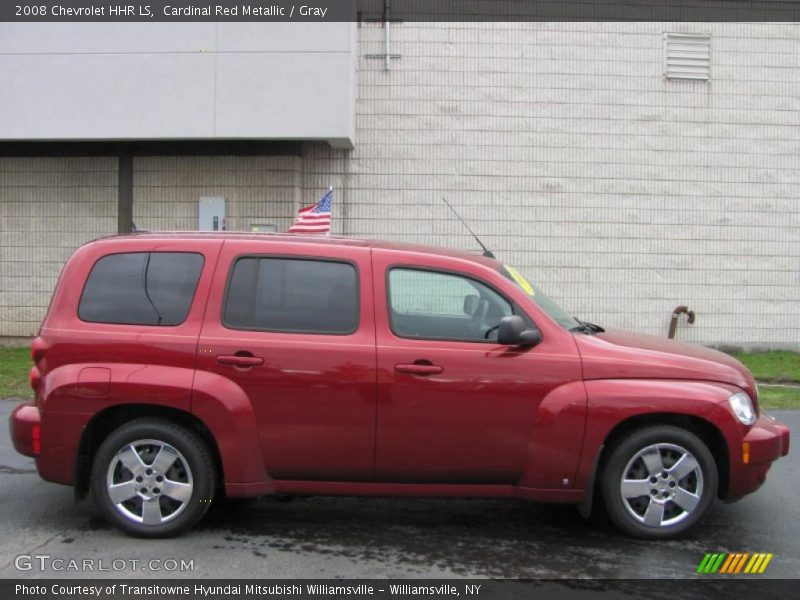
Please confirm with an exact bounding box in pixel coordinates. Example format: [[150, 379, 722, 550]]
[[440, 197, 495, 259]]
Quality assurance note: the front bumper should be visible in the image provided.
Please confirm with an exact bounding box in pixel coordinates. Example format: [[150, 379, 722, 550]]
[[727, 412, 790, 499], [9, 403, 41, 457]]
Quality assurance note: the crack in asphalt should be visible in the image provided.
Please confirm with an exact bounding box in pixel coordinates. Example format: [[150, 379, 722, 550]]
[[0, 465, 37, 475], [1, 531, 64, 572]]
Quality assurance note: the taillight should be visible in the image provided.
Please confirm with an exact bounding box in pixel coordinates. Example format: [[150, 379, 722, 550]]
[[31, 424, 41, 455], [29, 366, 41, 391], [10, 404, 42, 458], [31, 336, 48, 363], [30, 337, 47, 396]]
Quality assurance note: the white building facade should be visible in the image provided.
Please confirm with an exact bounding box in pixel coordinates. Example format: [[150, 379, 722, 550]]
[[0, 22, 798, 350]]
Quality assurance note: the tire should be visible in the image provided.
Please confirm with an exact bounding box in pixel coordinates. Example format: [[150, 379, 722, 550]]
[[601, 425, 717, 539], [91, 418, 216, 538]]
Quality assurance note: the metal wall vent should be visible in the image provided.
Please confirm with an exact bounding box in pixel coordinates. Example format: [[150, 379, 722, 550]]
[[664, 33, 711, 81]]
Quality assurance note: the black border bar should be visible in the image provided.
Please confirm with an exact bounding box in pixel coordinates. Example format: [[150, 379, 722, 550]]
[[0, 141, 303, 158], [2, 1, 800, 22], [4, 579, 799, 600]]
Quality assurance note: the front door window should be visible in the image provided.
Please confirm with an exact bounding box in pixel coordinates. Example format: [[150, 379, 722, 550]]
[[387, 268, 513, 343]]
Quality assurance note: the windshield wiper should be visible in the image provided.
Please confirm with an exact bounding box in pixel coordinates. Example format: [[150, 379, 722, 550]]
[[569, 319, 605, 334]]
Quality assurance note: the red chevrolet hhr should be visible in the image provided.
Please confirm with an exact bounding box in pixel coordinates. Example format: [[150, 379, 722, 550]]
[[10, 233, 790, 538]]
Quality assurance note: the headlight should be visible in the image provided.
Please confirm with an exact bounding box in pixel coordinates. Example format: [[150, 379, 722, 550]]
[[729, 392, 756, 426]]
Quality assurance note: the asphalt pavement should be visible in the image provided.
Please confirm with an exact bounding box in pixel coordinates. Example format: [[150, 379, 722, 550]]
[[0, 400, 796, 580]]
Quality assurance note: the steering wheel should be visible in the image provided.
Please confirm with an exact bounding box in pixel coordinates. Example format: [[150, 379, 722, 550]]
[[465, 299, 489, 338], [484, 323, 500, 340]]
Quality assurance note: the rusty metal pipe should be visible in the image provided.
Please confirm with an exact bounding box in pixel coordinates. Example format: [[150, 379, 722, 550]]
[[668, 305, 695, 339]]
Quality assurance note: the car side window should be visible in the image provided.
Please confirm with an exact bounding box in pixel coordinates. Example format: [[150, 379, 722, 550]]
[[223, 257, 359, 335], [388, 268, 513, 342], [78, 252, 204, 326]]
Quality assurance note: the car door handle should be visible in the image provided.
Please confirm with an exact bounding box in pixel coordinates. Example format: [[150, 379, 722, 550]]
[[216, 354, 264, 368], [395, 363, 443, 376]]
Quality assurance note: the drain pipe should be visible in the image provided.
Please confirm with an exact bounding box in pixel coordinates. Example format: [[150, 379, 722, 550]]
[[668, 306, 696, 339]]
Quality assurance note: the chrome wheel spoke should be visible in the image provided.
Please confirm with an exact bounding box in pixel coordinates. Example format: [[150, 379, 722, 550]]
[[642, 500, 665, 527], [108, 480, 138, 504], [117, 445, 146, 476], [106, 438, 195, 527], [150, 445, 179, 474], [641, 449, 665, 477], [668, 454, 699, 481], [620, 442, 705, 528], [141, 498, 163, 525], [673, 487, 701, 512], [621, 478, 651, 499], [161, 479, 192, 503]]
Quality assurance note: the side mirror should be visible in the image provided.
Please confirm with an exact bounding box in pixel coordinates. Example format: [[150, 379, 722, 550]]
[[497, 315, 543, 347]]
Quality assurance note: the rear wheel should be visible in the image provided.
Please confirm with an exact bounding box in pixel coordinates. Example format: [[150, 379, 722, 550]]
[[601, 426, 717, 539], [92, 419, 216, 538]]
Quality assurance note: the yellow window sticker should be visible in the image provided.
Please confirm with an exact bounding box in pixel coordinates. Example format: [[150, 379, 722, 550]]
[[504, 265, 535, 296]]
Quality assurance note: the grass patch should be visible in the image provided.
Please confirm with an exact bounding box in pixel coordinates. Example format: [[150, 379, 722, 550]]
[[729, 351, 800, 384], [728, 351, 800, 409], [758, 385, 800, 410], [0, 346, 32, 400]]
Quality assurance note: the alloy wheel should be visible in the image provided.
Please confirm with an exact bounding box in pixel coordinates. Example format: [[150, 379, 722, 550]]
[[105, 439, 194, 526], [619, 443, 704, 528]]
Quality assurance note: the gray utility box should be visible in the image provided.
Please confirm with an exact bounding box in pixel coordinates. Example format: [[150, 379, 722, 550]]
[[199, 197, 225, 231]]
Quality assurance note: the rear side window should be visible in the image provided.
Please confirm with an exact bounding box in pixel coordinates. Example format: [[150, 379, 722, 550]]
[[79, 252, 204, 326], [223, 257, 359, 334]]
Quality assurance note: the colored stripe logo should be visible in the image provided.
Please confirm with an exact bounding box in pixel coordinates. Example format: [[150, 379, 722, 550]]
[[697, 553, 773, 574]]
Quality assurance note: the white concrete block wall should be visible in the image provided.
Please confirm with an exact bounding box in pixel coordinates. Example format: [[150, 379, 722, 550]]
[[0, 157, 116, 338], [133, 156, 302, 233], [303, 22, 800, 350], [0, 23, 357, 148], [0, 156, 303, 339], [1, 23, 798, 350]]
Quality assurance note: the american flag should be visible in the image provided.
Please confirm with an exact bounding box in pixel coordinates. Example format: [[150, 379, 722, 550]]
[[288, 188, 333, 234]]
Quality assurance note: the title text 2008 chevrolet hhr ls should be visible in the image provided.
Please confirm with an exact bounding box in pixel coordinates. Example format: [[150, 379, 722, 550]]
[[9, 233, 789, 538]]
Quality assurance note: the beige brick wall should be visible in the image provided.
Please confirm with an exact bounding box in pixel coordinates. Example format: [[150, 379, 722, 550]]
[[133, 156, 302, 232], [0, 157, 116, 338], [1, 23, 798, 350], [0, 155, 303, 339], [304, 22, 800, 350]]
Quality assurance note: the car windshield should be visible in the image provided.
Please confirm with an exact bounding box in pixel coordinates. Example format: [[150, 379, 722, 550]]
[[500, 265, 580, 330]]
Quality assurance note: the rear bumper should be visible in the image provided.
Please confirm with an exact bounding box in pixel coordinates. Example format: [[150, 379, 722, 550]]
[[9, 403, 41, 457], [9, 403, 79, 486], [727, 413, 790, 499]]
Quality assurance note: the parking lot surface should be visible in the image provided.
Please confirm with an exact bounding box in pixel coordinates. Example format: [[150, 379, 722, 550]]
[[0, 401, 796, 580]]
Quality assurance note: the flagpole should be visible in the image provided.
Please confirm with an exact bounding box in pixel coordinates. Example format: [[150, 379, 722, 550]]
[[328, 186, 333, 236]]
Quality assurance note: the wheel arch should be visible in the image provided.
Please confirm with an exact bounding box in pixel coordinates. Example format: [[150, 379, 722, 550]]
[[596, 412, 730, 501], [74, 404, 223, 501]]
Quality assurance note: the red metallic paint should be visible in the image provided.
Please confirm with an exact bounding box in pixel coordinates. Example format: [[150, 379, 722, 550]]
[[9, 403, 40, 457], [731, 414, 790, 499], [370, 247, 585, 486], [575, 379, 738, 490], [575, 330, 759, 407], [7, 233, 790, 513], [190, 369, 275, 496], [196, 240, 378, 483]]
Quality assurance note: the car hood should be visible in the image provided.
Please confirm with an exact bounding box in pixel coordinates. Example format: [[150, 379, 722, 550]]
[[573, 328, 757, 400]]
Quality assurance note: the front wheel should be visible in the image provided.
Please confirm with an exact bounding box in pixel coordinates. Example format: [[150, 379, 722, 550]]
[[91, 418, 216, 538], [601, 426, 717, 539]]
